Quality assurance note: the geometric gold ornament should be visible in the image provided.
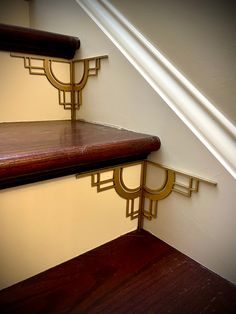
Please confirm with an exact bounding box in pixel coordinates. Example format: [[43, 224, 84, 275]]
[[77, 161, 144, 221], [141, 161, 217, 228], [10, 53, 108, 120], [76, 160, 217, 229]]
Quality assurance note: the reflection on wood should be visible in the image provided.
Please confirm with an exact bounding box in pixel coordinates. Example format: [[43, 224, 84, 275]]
[[0, 230, 235, 313]]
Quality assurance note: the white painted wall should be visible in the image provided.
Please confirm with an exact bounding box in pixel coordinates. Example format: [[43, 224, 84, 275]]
[[111, 0, 236, 125], [0, 0, 235, 288], [0, 0, 30, 27]]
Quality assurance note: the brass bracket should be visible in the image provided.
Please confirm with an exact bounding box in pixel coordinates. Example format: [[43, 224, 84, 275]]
[[76, 160, 217, 229], [10, 53, 108, 120]]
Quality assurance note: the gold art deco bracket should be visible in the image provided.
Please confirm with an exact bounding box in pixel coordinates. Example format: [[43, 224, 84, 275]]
[[10, 53, 108, 120], [76, 160, 217, 229]]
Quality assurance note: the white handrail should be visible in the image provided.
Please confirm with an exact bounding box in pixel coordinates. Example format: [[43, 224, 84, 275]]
[[76, 0, 236, 179]]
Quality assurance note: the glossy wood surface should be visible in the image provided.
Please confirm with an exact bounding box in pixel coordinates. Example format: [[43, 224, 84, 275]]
[[0, 230, 235, 313], [0, 120, 160, 188], [0, 23, 80, 59]]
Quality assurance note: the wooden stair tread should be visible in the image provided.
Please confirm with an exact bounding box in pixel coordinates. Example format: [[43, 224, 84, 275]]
[[0, 120, 160, 188], [0, 230, 235, 313], [0, 23, 80, 59]]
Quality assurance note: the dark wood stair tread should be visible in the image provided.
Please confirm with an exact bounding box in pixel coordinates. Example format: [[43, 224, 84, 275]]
[[0, 23, 80, 59], [0, 230, 235, 313], [0, 120, 160, 188]]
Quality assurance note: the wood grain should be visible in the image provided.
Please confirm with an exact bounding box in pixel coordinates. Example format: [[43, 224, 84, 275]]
[[0, 230, 235, 313], [0, 23, 80, 59], [0, 120, 161, 188]]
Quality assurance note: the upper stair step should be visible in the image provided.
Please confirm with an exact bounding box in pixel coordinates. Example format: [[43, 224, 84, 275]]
[[0, 120, 160, 188], [0, 23, 80, 59]]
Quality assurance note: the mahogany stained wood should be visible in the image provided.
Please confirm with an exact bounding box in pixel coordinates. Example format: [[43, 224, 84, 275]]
[[0, 120, 160, 188], [0, 23, 80, 59], [0, 230, 235, 313]]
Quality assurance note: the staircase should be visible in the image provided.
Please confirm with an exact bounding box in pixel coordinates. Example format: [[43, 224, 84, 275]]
[[0, 23, 160, 189], [0, 23, 235, 312]]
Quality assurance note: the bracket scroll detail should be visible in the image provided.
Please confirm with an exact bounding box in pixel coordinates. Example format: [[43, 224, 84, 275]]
[[10, 53, 108, 120], [76, 161, 217, 228]]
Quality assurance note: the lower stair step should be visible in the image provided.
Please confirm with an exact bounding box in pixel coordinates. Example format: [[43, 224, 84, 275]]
[[0, 230, 235, 313], [0, 120, 160, 188]]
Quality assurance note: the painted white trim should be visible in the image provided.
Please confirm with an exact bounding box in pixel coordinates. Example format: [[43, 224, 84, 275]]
[[76, 0, 236, 179]]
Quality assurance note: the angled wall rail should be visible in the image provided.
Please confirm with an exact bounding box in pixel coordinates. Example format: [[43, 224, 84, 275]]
[[76, 0, 236, 180]]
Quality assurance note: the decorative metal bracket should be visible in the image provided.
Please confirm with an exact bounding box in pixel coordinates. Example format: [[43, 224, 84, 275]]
[[10, 53, 108, 120], [76, 160, 217, 229]]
